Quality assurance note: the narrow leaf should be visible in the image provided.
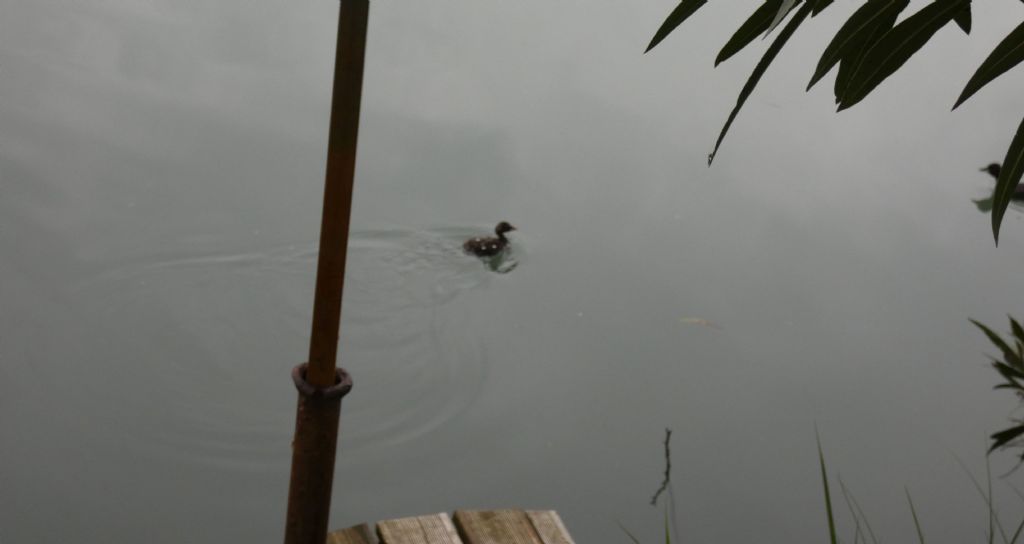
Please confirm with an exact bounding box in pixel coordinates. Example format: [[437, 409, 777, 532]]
[[663, 504, 671, 544], [708, 2, 813, 164], [837, 478, 864, 544], [991, 424, 1024, 452], [985, 456, 998, 544], [617, 522, 642, 544], [812, 0, 834, 16], [1010, 517, 1024, 544], [905, 487, 926, 544], [1010, 316, 1024, 344], [992, 115, 1024, 244], [953, 19, 1024, 109], [767, 0, 799, 35], [715, 0, 801, 66], [646, 0, 709, 53], [817, 430, 838, 544], [833, 3, 905, 101], [991, 361, 1024, 386], [971, 318, 1017, 362], [843, 481, 880, 544], [839, 0, 969, 110], [954, 3, 971, 34], [953, 453, 1012, 542], [807, 0, 910, 91]]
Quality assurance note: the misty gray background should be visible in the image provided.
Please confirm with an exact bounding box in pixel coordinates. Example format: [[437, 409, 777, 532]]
[[3, 0, 1024, 541]]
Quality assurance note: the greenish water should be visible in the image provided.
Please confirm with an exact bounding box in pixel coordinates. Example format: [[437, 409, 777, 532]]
[[3, 1, 1024, 542]]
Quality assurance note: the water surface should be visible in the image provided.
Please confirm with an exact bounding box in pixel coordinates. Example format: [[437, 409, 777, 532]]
[[4, 1, 1024, 542]]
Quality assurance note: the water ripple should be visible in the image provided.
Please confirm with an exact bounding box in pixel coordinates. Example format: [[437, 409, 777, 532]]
[[64, 228, 508, 471]]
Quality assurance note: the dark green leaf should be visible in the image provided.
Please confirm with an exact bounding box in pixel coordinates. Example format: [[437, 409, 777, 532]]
[[953, 19, 1024, 109], [646, 0, 709, 53], [953, 3, 971, 34], [971, 318, 1018, 363], [1012, 317, 1024, 339], [990, 424, 1024, 452], [838, 0, 969, 111], [993, 116, 1024, 243], [1011, 316, 1024, 344], [992, 358, 1024, 378], [715, 0, 801, 66], [767, 0, 800, 35], [833, 3, 905, 102], [812, 0, 834, 16], [807, 0, 910, 91], [708, 2, 814, 164], [991, 361, 1024, 386]]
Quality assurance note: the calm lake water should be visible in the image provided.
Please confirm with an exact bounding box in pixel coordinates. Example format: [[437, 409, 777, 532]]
[[5, 0, 1024, 542]]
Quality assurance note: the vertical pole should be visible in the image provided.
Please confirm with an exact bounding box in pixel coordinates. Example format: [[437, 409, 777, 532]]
[[307, 0, 369, 389], [284, 1, 368, 543]]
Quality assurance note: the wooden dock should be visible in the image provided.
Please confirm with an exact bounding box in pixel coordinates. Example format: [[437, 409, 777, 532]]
[[327, 509, 575, 544]]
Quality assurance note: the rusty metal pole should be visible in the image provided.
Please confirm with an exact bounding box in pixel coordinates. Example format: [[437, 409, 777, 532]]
[[284, 1, 368, 543]]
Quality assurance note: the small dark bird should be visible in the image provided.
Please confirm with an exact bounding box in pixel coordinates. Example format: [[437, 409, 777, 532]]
[[981, 163, 1024, 199], [463, 221, 516, 257], [981, 163, 1002, 178]]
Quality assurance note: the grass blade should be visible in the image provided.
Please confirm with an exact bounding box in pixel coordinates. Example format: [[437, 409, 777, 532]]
[[841, 478, 880, 544], [1010, 517, 1024, 544], [708, 1, 813, 165], [817, 430, 838, 544], [986, 454, 999, 544], [664, 503, 671, 544], [838, 0, 969, 110], [646, 0, 709, 53], [617, 522, 642, 544], [953, 453, 1011, 543], [837, 476, 864, 544], [1007, 482, 1024, 503], [954, 20, 1024, 108], [905, 487, 927, 544], [992, 115, 1024, 244]]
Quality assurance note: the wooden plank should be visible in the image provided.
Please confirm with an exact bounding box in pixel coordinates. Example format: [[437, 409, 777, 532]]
[[327, 523, 376, 544], [453, 510, 543, 544], [525, 511, 575, 544], [377, 513, 462, 544]]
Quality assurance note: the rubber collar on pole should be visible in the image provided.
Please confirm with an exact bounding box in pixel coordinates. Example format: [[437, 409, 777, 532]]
[[291, 363, 353, 399]]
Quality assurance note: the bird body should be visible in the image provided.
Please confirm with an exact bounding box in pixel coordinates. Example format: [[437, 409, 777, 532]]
[[981, 163, 1024, 199], [464, 222, 516, 257]]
